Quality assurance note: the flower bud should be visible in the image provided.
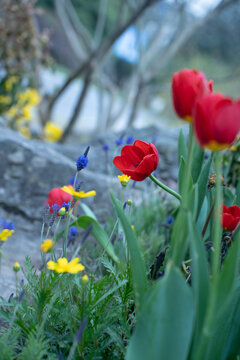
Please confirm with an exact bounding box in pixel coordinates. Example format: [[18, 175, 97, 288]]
[[58, 207, 66, 216], [81, 274, 89, 284], [126, 199, 133, 206], [13, 262, 20, 272]]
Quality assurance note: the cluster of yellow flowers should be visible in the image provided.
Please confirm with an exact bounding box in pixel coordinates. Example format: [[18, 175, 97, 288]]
[[43, 122, 63, 142], [7, 88, 41, 126]]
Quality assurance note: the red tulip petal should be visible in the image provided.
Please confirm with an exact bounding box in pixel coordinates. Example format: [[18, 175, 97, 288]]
[[134, 140, 151, 154], [222, 213, 236, 231], [113, 155, 135, 171], [213, 103, 240, 145], [135, 154, 157, 177], [229, 205, 240, 218], [121, 169, 146, 181], [121, 144, 144, 164]]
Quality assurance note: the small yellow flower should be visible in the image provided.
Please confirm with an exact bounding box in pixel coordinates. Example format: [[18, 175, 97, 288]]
[[0, 229, 14, 242], [131, 225, 135, 230], [44, 122, 63, 142], [118, 174, 131, 187], [18, 126, 31, 138], [5, 76, 19, 91], [21, 105, 32, 120], [61, 186, 96, 199], [18, 89, 41, 106], [40, 239, 54, 253], [7, 105, 18, 117], [47, 257, 85, 274], [0, 95, 11, 105], [13, 262, 20, 272]]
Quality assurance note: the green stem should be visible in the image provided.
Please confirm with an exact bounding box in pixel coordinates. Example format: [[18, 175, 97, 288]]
[[149, 174, 182, 201], [182, 124, 194, 207], [212, 152, 222, 280]]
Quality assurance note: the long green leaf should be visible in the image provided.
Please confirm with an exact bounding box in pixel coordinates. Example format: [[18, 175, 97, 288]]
[[196, 155, 212, 218], [77, 216, 119, 264], [188, 213, 209, 351], [178, 129, 188, 165], [178, 156, 186, 195], [126, 265, 194, 360], [110, 190, 147, 313], [191, 142, 204, 183]]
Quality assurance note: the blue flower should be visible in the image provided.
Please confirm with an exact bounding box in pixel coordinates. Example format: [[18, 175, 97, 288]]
[[76, 155, 88, 171], [102, 144, 110, 151], [3, 221, 14, 230], [76, 146, 90, 171], [115, 138, 123, 146], [166, 216, 174, 225], [51, 204, 60, 211], [62, 202, 70, 211], [69, 226, 78, 237], [126, 136, 134, 144]]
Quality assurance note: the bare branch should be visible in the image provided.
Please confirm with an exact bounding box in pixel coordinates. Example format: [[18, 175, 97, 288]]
[[54, 0, 86, 61], [46, 0, 162, 118], [65, 0, 93, 52], [94, 0, 108, 46], [59, 68, 92, 143]]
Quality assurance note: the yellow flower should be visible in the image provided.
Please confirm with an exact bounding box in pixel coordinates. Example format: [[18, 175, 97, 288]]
[[21, 105, 32, 120], [40, 239, 54, 253], [5, 76, 19, 91], [18, 89, 41, 106], [0, 229, 14, 242], [47, 257, 85, 274], [61, 185, 96, 199], [44, 122, 63, 142], [7, 105, 18, 117], [131, 225, 135, 230], [0, 95, 11, 105], [13, 262, 20, 272], [18, 126, 31, 138], [118, 174, 131, 187]]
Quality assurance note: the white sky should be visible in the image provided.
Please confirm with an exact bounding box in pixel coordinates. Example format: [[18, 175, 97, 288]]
[[185, 0, 221, 17]]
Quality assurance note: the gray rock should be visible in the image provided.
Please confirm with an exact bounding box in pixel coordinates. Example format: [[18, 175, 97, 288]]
[[0, 125, 183, 298]]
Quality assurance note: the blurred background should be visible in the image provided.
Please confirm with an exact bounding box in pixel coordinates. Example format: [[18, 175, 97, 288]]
[[0, 0, 240, 143]]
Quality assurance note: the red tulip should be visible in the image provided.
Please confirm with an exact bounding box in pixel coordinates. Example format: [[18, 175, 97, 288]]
[[113, 140, 159, 181], [194, 93, 240, 151], [222, 204, 240, 231], [45, 187, 72, 214], [172, 69, 213, 122]]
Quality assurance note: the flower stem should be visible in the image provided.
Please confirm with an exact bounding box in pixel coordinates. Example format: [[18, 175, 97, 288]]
[[212, 152, 222, 280], [149, 174, 181, 201]]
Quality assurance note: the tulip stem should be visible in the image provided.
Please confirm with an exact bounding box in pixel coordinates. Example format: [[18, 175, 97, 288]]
[[212, 152, 223, 280], [149, 174, 182, 201]]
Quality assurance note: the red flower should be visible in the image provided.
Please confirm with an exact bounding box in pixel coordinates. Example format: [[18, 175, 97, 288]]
[[113, 140, 159, 181], [222, 204, 240, 231], [172, 69, 213, 122], [194, 93, 240, 151], [45, 187, 72, 214]]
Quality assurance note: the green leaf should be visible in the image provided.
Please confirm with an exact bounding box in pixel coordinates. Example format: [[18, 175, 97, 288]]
[[187, 213, 209, 349], [235, 181, 240, 206], [178, 129, 188, 165], [191, 141, 204, 183], [224, 187, 235, 206], [126, 265, 194, 360], [196, 155, 212, 218], [178, 156, 186, 195], [110, 190, 147, 313], [77, 216, 119, 264], [80, 202, 97, 220], [195, 231, 240, 360]]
